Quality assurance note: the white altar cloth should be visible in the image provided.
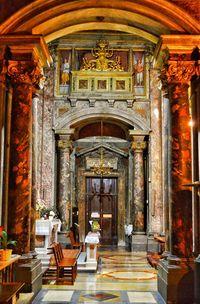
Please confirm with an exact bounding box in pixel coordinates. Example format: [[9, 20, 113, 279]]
[[36, 219, 61, 235], [85, 232, 100, 244]]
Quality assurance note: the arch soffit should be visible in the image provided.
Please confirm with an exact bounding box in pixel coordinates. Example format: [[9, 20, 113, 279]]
[[54, 107, 149, 132], [0, 0, 199, 42]]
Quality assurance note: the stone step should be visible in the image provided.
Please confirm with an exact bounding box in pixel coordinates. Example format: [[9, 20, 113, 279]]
[[77, 252, 87, 266]]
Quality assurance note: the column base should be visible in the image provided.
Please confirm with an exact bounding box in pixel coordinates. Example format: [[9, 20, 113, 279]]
[[130, 234, 147, 251], [158, 256, 195, 304], [194, 255, 200, 304]]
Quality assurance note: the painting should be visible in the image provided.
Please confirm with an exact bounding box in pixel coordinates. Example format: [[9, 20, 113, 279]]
[[58, 49, 72, 95], [133, 51, 145, 95]]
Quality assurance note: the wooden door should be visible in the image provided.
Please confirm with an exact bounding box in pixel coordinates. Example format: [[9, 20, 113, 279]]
[[86, 177, 118, 245]]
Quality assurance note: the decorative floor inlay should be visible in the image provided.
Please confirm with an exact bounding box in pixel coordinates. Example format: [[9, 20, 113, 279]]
[[101, 270, 157, 281], [80, 291, 120, 302], [101, 255, 146, 264], [128, 291, 157, 303], [41, 290, 73, 302]]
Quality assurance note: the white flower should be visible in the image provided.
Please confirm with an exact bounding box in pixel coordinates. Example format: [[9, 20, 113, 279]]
[[49, 210, 55, 216]]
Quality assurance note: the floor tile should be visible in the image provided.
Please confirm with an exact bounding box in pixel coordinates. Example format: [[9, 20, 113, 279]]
[[127, 291, 156, 303], [42, 290, 73, 302]]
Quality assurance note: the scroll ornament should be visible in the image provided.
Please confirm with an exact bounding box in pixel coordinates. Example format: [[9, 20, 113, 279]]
[[160, 60, 199, 85], [7, 60, 42, 87]]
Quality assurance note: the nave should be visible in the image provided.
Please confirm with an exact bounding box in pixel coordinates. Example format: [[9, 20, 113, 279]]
[[19, 247, 164, 304]]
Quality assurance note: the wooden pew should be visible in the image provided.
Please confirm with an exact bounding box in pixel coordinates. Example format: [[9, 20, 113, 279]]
[[0, 282, 24, 304], [42, 243, 80, 285]]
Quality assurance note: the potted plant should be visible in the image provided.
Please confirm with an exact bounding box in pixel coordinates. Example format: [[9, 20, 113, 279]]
[[0, 230, 17, 261]]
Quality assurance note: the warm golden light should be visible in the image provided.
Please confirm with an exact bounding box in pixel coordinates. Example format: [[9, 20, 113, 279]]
[[92, 121, 112, 176]]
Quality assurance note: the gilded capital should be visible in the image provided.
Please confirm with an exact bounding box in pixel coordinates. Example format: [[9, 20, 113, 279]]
[[160, 60, 199, 85], [57, 139, 72, 151], [131, 141, 147, 152], [7, 60, 42, 87]]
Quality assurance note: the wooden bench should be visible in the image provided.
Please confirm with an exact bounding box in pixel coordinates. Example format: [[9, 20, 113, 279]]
[[0, 282, 24, 304], [43, 243, 80, 285]]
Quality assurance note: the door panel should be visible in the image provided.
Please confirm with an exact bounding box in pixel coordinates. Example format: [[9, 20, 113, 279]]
[[86, 177, 118, 245]]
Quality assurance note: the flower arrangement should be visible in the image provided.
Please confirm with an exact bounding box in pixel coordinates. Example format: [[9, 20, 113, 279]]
[[36, 199, 58, 219], [91, 220, 100, 232], [36, 199, 46, 212]]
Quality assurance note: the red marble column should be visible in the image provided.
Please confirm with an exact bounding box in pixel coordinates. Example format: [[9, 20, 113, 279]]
[[7, 60, 41, 254], [163, 60, 198, 258], [131, 139, 147, 233]]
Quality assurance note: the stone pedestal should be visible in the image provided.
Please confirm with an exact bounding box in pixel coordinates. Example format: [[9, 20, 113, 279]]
[[158, 257, 194, 304], [85, 232, 100, 271], [14, 258, 42, 297], [130, 235, 147, 251]]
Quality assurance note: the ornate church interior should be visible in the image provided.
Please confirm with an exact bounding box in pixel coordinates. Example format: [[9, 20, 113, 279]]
[[0, 0, 199, 303]]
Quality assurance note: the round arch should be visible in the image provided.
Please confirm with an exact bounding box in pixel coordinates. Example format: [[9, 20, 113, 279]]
[[0, 0, 199, 44], [54, 107, 149, 132]]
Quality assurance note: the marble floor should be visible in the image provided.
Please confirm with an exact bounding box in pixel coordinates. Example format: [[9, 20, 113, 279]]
[[18, 247, 165, 304]]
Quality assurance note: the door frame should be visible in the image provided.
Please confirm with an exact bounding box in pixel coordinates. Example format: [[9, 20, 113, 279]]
[[77, 169, 126, 246]]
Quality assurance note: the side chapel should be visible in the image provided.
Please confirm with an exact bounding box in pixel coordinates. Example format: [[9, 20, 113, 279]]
[[0, 0, 200, 303]]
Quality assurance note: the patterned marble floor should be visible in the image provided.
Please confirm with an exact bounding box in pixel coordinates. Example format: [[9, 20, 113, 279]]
[[19, 247, 165, 304]]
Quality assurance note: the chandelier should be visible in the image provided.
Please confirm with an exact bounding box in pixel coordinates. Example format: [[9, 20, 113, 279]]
[[92, 121, 112, 176]]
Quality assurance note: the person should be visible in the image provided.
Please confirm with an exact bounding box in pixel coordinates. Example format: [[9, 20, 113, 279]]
[[134, 58, 144, 86], [61, 58, 70, 85]]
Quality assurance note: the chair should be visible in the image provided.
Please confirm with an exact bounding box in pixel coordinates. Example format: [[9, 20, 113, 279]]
[[68, 227, 84, 251], [53, 243, 77, 285]]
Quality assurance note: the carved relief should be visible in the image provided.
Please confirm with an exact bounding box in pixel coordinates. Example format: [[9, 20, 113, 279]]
[[80, 40, 124, 72]]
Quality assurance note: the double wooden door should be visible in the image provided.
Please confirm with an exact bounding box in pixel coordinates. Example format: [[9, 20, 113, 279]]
[[86, 177, 118, 245]]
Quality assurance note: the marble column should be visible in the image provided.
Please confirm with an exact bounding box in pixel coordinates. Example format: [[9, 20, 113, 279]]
[[131, 139, 147, 233], [162, 59, 199, 258], [158, 53, 199, 303], [57, 133, 73, 231], [7, 60, 42, 254]]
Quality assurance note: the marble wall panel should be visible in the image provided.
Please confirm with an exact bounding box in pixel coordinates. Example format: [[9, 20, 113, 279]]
[[149, 69, 163, 233]]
